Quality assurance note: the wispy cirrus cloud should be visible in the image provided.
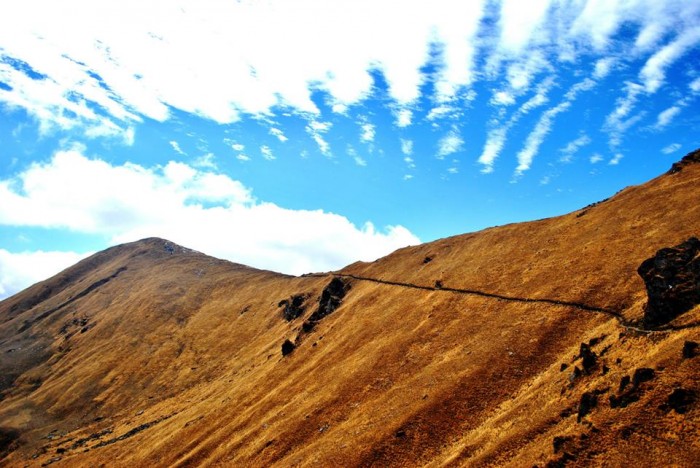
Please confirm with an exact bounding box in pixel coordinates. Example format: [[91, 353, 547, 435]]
[[559, 134, 592, 163]]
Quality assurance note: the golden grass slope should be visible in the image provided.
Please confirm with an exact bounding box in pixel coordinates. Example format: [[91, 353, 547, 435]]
[[1, 150, 699, 467]]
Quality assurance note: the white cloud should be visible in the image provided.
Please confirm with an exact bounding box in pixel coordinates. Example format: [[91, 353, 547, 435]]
[[640, 28, 700, 93], [194, 152, 217, 169], [491, 91, 516, 106], [661, 143, 681, 154], [498, 0, 552, 53], [403, 174, 414, 180], [0, 0, 697, 139], [0, 249, 91, 299], [608, 153, 623, 165], [590, 153, 603, 164], [479, 76, 554, 172], [359, 119, 375, 143], [593, 57, 615, 79], [230, 142, 245, 152], [260, 145, 276, 161], [655, 106, 681, 129], [400, 139, 413, 156], [559, 134, 591, 162], [236, 154, 251, 162], [0, 149, 420, 281], [269, 127, 288, 142], [169, 140, 186, 155], [404, 156, 416, 169], [305, 119, 332, 157], [690, 77, 700, 93], [513, 74, 595, 176], [437, 130, 464, 159], [347, 146, 367, 167], [515, 101, 571, 175], [395, 109, 413, 128], [604, 81, 645, 147]]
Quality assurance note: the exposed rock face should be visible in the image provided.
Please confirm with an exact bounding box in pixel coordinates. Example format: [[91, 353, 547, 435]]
[[577, 391, 597, 422], [682, 341, 699, 359], [662, 388, 696, 414], [668, 148, 700, 174], [308, 278, 350, 322], [638, 237, 700, 328], [278, 294, 307, 321]]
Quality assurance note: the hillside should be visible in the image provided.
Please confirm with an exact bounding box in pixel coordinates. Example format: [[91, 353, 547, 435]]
[[1, 149, 699, 467]]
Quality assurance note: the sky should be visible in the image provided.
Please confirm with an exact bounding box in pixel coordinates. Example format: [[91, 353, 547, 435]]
[[0, 0, 699, 299]]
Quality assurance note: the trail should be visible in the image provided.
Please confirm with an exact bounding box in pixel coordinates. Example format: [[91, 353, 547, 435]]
[[305, 273, 699, 334]]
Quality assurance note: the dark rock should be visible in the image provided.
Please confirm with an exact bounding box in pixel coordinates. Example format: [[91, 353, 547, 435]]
[[610, 369, 654, 409], [552, 435, 573, 453], [568, 366, 582, 384], [602, 365, 609, 375], [662, 388, 696, 414], [682, 340, 699, 359], [0, 427, 20, 458], [578, 343, 597, 373], [577, 392, 598, 422], [308, 278, 351, 322], [423, 256, 433, 264], [281, 339, 296, 356], [279, 294, 307, 321], [667, 148, 700, 174], [632, 368, 655, 387], [619, 375, 631, 393], [638, 237, 700, 328], [546, 452, 576, 468], [560, 363, 568, 372], [434, 280, 443, 289], [301, 321, 316, 333]]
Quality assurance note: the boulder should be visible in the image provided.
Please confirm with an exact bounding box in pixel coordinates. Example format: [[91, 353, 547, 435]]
[[638, 237, 700, 328]]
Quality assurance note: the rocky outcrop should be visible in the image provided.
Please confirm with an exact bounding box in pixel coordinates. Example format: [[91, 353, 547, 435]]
[[278, 294, 308, 321], [308, 278, 351, 323], [668, 148, 700, 174], [638, 237, 700, 328]]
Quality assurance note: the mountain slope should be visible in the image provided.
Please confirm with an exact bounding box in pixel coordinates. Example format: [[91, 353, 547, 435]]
[[1, 150, 699, 467]]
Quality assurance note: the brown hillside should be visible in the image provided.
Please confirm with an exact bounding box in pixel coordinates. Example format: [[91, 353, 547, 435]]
[[1, 150, 699, 467]]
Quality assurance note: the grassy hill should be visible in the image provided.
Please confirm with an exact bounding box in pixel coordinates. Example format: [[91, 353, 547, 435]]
[[1, 150, 699, 467]]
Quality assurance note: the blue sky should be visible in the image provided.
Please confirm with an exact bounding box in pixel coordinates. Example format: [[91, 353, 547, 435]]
[[1, 0, 699, 298]]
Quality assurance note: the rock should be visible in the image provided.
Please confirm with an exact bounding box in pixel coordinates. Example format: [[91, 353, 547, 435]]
[[279, 294, 307, 321], [618, 375, 630, 393], [281, 339, 296, 356], [560, 363, 568, 372], [423, 256, 433, 264], [568, 366, 582, 384], [632, 368, 655, 387], [578, 343, 597, 374], [682, 340, 699, 359], [662, 388, 696, 414], [434, 280, 443, 289], [307, 278, 351, 322], [667, 148, 700, 174], [552, 435, 574, 453], [577, 391, 598, 422], [638, 237, 700, 328]]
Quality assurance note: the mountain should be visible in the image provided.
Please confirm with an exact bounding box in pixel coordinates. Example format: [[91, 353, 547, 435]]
[[1, 150, 699, 467]]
